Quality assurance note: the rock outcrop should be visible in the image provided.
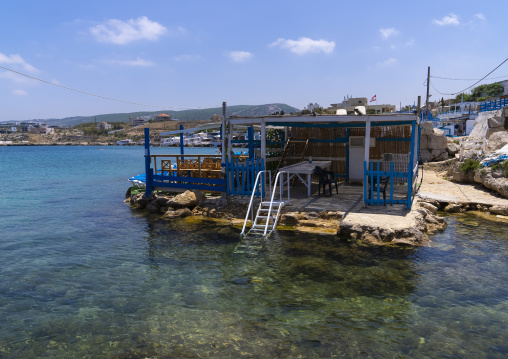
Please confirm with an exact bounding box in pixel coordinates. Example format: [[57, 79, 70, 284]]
[[167, 190, 204, 209], [474, 168, 508, 198], [487, 131, 508, 152], [337, 201, 446, 246]]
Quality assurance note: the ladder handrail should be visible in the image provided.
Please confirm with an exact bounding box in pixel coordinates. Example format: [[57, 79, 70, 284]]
[[263, 170, 286, 236], [241, 170, 271, 236]]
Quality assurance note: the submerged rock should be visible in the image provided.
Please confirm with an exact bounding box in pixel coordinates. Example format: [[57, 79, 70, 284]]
[[163, 208, 193, 218]]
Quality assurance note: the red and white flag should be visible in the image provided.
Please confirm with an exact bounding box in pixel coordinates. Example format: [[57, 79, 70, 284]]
[[370, 95, 376, 102]]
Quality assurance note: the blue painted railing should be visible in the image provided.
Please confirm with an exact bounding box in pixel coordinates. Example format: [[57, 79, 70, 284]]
[[363, 121, 418, 209], [150, 172, 226, 193], [223, 157, 265, 197], [363, 161, 411, 207], [480, 98, 508, 112]]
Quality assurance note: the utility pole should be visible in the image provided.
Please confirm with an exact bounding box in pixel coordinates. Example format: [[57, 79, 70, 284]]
[[425, 66, 430, 121], [221, 101, 227, 200]]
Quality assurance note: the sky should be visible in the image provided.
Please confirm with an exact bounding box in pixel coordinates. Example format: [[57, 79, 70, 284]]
[[1, 0, 507, 122]]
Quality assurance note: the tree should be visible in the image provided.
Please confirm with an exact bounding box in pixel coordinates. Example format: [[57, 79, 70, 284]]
[[457, 83, 504, 102], [440, 97, 445, 111]]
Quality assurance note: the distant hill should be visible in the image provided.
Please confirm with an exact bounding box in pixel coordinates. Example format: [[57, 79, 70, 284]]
[[28, 103, 301, 127]]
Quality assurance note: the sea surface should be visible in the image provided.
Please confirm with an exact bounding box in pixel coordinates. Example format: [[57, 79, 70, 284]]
[[0, 146, 507, 358]]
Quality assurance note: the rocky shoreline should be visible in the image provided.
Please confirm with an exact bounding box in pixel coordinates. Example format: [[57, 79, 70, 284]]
[[125, 187, 451, 246], [124, 158, 508, 247]]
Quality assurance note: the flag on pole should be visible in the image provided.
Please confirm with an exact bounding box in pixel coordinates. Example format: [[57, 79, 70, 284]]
[[370, 95, 376, 102]]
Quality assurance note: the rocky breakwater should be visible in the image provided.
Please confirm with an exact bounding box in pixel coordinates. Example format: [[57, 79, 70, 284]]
[[126, 190, 247, 220], [444, 106, 508, 199], [125, 189, 448, 246], [446, 159, 508, 199], [418, 164, 508, 218], [337, 200, 447, 246], [126, 189, 345, 232]]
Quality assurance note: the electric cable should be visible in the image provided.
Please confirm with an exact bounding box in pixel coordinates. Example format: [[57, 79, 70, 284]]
[[431, 74, 508, 81], [0, 65, 219, 110], [427, 57, 508, 96]]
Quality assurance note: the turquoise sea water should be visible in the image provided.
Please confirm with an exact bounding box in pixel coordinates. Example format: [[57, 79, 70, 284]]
[[0, 146, 507, 358]]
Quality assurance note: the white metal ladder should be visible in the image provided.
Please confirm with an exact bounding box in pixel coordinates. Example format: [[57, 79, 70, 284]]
[[241, 170, 288, 237]]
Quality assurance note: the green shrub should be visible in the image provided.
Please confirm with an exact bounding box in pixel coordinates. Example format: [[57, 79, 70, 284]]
[[502, 160, 508, 177], [459, 159, 481, 173]]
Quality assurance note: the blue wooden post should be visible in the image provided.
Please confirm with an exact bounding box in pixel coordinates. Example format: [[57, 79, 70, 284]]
[[407, 120, 416, 209], [144, 128, 152, 197], [248, 126, 254, 160], [179, 125, 184, 160]]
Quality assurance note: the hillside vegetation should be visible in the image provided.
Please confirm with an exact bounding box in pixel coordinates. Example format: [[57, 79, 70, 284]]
[[41, 103, 300, 127]]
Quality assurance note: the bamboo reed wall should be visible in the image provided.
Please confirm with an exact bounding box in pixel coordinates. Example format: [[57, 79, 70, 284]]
[[290, 124, 412, 177]]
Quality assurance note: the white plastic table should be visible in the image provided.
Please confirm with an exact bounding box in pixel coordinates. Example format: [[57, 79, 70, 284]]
[[279, 161, 332, 197]]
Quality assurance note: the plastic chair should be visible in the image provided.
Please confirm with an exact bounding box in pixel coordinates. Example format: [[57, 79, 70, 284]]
[[313, 166, 338, 196]]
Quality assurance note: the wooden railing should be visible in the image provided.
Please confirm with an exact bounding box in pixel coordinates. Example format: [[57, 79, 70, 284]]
[[151, 154, 222, 179], [147, 154, 226, 193]]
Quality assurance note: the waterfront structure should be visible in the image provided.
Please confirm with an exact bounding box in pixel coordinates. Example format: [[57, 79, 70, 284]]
[[142, 108, 420, 211], [328, 97, 395, 114], [131, 117, 146, 126], [97, 122, 112, 130], [1, 122, 54, 134], [155, 113, 172, 121]]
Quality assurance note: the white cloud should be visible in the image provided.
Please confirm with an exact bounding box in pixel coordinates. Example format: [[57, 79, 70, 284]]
[[475, 13, 486, 21], [13, 89, 27, 96], [379, 28, 400, 39], [89, 16, 167, 44], [0, 53, 38, 72], [433, 13, 460, 26], [106, 57, 154, 66], [228, 51, 253, 62], [269, 37, 335, 54], [405, 39, 415, 46], [378, 58, 398, 66]]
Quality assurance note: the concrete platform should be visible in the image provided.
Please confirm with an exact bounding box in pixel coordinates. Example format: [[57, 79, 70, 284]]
[[277, 180, 411, 216], [418, 171, 508, 207]]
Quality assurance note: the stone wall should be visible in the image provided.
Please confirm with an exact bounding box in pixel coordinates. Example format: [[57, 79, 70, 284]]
[[419, 122, 449, 162]]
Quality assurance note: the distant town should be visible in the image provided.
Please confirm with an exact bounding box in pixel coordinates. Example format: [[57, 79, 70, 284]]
[[2, 79, 507, 146]]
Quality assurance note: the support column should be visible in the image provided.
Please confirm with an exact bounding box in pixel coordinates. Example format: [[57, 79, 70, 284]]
[[179, 124, 184, 160], [248, 126, 254, 160], [221, 102, 227, 199], [261, 119, 266, 168], [362, 119, 371, 205], [228, 124, 233, 160], [144, 128, 152, 197], [261, 119, 267, 198], [221, 102, 226, 168]]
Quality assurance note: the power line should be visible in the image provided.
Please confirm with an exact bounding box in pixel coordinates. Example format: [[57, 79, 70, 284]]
[[431, 74, 508, 81], [428, 57, 508, 96], [0, 65, 218, 110]]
